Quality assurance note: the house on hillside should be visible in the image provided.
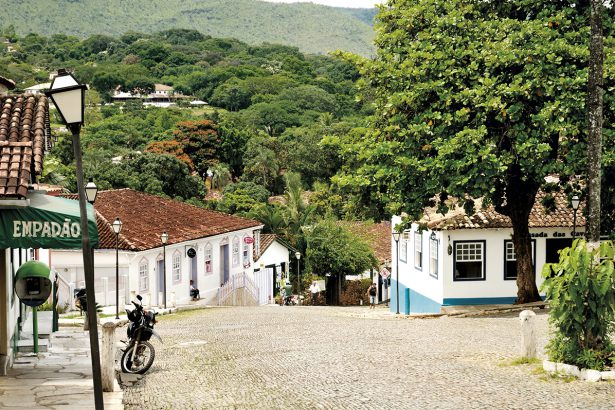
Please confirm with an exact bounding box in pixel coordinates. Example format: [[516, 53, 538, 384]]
[[49, 189, 265, 308], [389, 192, 585, 314], [111, 84, 190, 107], [23, 83, 51, 95]]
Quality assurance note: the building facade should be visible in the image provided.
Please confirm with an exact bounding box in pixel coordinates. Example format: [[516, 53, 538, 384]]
[[390, 192, 585, 314]]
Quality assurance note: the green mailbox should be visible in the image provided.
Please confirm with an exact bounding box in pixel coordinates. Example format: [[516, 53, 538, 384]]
[[15, 260, 52, 307]]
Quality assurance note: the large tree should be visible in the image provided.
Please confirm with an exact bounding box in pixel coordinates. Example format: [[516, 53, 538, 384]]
[[337, 0, 614, 303]]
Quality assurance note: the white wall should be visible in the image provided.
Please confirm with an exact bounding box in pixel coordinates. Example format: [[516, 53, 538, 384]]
[[49, 227, 260, 308], [392, 216, 444, 307], [255, 241, 289, 273], [393, 214, 578, 309]]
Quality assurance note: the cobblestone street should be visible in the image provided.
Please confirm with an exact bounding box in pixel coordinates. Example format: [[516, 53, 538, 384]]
[[121, 306, 615, 409]]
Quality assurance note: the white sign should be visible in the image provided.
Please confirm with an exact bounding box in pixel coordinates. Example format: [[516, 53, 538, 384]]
[[379, 268, 390, 278]]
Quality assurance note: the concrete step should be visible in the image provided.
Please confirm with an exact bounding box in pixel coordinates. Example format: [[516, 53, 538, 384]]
[[17, 338, 49, 353]]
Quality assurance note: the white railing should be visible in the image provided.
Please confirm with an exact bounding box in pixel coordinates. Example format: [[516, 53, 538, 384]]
[[218, 272, 259, 306]]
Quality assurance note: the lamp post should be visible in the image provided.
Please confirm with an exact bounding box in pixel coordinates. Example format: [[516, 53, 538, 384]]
[[85, 178, 98, 204], [571, 195, 580, 238], [392, 230, 401, 315], [45, 69, 104, 409], [112, 218, 123, 319], [161, 231, 169, 309], [295, 251, 301, 305]]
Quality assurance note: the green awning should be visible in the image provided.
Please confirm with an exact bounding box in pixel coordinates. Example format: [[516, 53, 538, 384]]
[[0, 193, 98, 249]]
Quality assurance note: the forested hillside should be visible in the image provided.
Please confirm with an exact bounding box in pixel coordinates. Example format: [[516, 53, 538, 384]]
[[0, 0, 375, 55], [0, 29, 374, 219]]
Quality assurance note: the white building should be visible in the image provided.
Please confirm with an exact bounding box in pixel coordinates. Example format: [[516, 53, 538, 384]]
[[390, 192, 584, 314], [50, 189, 266, 308], [252, 234, 295, 304], [23, 83, 51, 95]]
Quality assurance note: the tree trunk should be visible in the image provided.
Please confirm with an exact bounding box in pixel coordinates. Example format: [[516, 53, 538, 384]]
[[587, 0, 604, 243], [512, 212, 541, 304], [496, 167, 542, 304]]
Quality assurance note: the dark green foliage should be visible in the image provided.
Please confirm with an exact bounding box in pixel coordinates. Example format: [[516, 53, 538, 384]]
[[217, 181, 270, 215], [542, 240, 615, 370], [305, 220, 377, 280]]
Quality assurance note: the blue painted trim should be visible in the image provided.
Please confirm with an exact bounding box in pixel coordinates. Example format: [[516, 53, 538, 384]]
[[389, 278, 410, 314], [409, 289, 441, 314], [443, 295, 546, 306]]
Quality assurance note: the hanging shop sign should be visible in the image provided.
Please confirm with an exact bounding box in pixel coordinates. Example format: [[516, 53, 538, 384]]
[[0, 193, 99, 249]]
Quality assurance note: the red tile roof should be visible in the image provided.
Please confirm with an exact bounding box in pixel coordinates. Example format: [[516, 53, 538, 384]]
[[421, 191, 586, 230], [86, 189, 262, 251], [0, 94, 51, 198], [259, 234, 277, 256], [338, 220, 392, 264]]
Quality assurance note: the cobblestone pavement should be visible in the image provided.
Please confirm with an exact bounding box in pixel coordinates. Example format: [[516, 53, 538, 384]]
[[122, 306, 615, 410]]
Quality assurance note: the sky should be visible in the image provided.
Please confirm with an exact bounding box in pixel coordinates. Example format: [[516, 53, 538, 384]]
[[262, 0, 379, 8]]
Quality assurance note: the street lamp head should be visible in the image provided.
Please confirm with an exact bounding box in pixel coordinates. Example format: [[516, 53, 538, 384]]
[[295, 251, 301, 260], [161, 231, 169, 245], [430, 231, 437, 241], [44, 69, 87, 126], [392, 231, 401, 242], [571, 195, 580, 211], [85, 178, 98, 204], [206, 168, 213, 178], [112, 217, 123, 235]]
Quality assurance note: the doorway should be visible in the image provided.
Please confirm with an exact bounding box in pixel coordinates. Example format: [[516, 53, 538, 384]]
[[220, 245, 229, 285], [157, 259, 164, 306], [190, 256, 198, 288], [545, 238, 573, 264]]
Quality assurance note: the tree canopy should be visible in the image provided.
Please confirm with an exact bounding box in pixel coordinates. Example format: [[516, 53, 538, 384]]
[[336, 0, 614, 302]]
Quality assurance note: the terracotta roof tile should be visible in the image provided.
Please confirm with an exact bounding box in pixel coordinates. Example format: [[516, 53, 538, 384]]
[[0, 94, 50, 199], [259, 234, 276, 256], [421, 191, 586, 230], [68, 189, 262, 251], [337, 220, 392, 264]]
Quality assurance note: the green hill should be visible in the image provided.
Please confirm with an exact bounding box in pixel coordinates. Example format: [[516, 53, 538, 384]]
[[0, 0, 375, 56]]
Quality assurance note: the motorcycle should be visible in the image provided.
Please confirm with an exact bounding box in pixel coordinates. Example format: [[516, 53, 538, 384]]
[[120, 295, 162, 374]]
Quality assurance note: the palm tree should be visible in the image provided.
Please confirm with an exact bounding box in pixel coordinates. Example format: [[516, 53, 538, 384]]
[[209, 163, 232, 190]]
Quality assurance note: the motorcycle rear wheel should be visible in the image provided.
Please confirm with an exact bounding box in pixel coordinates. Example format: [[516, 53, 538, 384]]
[[121, 341, 155, 374]]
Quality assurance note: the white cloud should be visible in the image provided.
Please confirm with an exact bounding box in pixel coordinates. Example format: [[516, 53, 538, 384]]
[[261, 0, 379, 8]]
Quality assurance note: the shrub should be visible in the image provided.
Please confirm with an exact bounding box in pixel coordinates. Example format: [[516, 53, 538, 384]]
[[340, 278, 372, 306], [541, 239, 615, 370]]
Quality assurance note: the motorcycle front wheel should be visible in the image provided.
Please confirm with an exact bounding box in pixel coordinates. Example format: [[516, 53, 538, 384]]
[[121, 341, 155, 374]]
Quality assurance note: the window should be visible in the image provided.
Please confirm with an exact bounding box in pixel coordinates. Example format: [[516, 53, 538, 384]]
[[429, 237, 438, 278], [454, 241, 486, 281], [172, 251, 181, 283], [243, 237, 250, 267], [504, 240, 535, 280], [414, 232, 423, 270], [399, 235, 407, 263], [232, 237, 240, 267], [254, 230, 261, 258], [139, 259, 149, 291], [204, 243, 213, 274]]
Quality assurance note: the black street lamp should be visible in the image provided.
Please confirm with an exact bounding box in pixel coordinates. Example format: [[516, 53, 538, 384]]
[[161, 231, 169, 309], [45, 69, 103, 410], [112, 218, 123, 319], [571, 195, 580, 238], [392, 230, 401, 315], [295, 251, 301, 305], [85, 178, 98, 204]]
